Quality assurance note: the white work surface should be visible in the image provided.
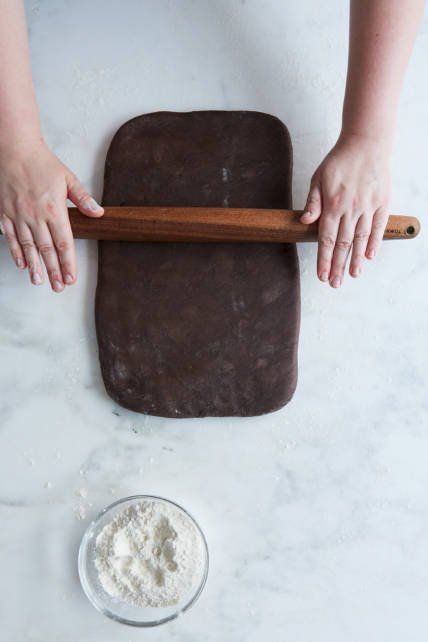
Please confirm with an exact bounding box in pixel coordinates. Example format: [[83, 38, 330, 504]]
[[1, 2, 427, 641]]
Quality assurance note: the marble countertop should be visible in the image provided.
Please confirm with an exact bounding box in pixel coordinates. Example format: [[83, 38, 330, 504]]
[[1, 2, 427, 641]]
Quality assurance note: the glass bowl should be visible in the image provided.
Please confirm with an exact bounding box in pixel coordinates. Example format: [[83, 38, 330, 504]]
[[78, 494, 209, 627]]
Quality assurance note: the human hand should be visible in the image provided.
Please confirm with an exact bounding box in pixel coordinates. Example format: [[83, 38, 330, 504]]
[[0, 139, 103, 292], [301, 133, 391, 287]]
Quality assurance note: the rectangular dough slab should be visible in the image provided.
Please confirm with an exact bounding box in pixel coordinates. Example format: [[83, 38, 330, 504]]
[[96, 111, 300, 417]]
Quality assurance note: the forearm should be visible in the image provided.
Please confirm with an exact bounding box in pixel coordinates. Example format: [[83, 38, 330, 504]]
[[0, 0, 42, 148], [342, 0, 424, 147]]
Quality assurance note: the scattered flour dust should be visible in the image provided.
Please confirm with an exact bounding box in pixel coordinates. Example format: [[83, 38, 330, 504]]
[[94, 500, 204, 608]]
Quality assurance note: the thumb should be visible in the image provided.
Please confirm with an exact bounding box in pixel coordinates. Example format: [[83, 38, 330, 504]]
[[67, 173, 104, 218], [301, 183, 322, 223]]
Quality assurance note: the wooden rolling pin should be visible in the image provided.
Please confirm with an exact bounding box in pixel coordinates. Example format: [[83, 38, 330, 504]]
[[66, 206, 420, 243], [0, 206, 421, 243]]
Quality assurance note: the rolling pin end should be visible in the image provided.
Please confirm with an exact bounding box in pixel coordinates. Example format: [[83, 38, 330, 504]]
[[385, 214, 421, 240], [407, 219, 421, 238]]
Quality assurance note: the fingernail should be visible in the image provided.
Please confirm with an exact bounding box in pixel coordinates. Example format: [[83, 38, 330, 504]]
[[53, 280, 64, 292], [331, 276, 341, 288], [64, 274, 74, 285], [16, 258, 24, 269], [86, 197, 102, 212], [32, 273, 42, 285], [320, 271, 329, 282], [352, 267, 361, 277], [367, 249, 375, 259]]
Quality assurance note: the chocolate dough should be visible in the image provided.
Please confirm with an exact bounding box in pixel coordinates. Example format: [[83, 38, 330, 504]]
[[96, 111, 300, 417]]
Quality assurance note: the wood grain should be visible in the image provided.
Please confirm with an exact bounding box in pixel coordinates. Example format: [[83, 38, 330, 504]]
[[68, 206, 420, 243]]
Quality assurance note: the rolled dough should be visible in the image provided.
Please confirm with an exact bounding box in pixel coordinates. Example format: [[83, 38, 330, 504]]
[[96, 111, 300, 417]]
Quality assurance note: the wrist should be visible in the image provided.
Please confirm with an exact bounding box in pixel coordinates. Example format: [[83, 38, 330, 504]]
[[0, 126, 44, 157], [338, 129, 393, 156]]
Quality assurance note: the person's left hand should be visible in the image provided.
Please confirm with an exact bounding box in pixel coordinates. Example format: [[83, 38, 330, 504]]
[[301, 132, 391, 287]]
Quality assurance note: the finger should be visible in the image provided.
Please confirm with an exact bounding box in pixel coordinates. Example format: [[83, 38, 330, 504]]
[[366, 206, 388, 260], [349, 215, 370, 278], [329, 216, 355, 288], [0, 214, 27, 269], [47, 206, 77, 285], [317, 213, 341, 283], [67, 174, 104, 218], [32, 221, 65, 293], [301, 184, 322, 223], [15, 222, 44, 286]]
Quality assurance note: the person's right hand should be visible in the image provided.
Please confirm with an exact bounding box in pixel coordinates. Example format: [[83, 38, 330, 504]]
[[0, 139, 104, 292]]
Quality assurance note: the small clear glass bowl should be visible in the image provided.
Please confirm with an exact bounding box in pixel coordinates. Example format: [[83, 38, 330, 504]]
[[78, 494, 209, 627]]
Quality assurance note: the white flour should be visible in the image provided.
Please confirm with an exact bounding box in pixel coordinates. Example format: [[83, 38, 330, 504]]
[[94, 500, 204, 608]]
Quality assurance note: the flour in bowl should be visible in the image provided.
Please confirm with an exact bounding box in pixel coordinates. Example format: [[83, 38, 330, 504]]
[[94, 499, 205, 608]]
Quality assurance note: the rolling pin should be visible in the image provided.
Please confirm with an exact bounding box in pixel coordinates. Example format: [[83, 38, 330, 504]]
[[0, 206, 421, 243]]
